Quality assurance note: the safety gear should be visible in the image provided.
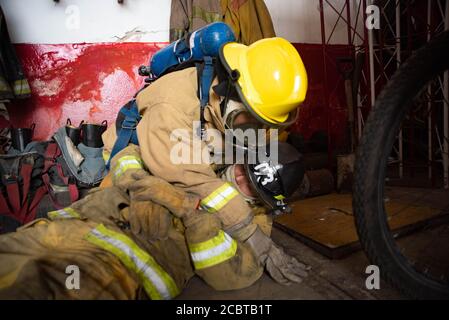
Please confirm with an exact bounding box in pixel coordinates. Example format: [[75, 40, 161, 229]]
[[125, 170, 266, 291], [127, 172, 199, 220], [0, 187, 192, 300], [245, 142, 305, 216], [223, 99, 246, 129], [149, 22, 235, 78], [223, 100, 266, 131], [53, 127, 107, 187], [0, 182, 267, 298], [184, 212, 263, 290], [85, 223, 180, 300], [169, 0, 221, 41], [102, 67, 254, 230], [128, 198, 172, 241], [109, 144, 145, 190], [81, 121, 107, 148], [65, 118, 83, 145], [107, 23, 236, 167], [245, 227, 310, 285], [144, 22, 234, 140], [109, 146, 173, 241], [222, 99, 271, 147], [107, 100, 141, 169], [0, 218, 142, 299], [221, 0, 276, 45], [219, 37, 308, 127]]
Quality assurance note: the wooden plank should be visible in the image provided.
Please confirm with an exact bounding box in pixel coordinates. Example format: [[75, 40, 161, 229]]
[[274, 191, 448, 259]]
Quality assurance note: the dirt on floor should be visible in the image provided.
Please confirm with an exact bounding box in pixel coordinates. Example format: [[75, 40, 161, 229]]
[[178, 227, 403, 300], [179, 187, 449, 300]]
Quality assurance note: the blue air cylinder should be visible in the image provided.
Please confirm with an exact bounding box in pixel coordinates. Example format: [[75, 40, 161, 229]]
[[149, 22, 236, 78]]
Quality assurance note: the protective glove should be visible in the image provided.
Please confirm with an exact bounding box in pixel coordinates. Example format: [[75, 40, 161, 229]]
[[127, 197, 172, 241], [127, 172, 199, 220], [245, 227, 310, 285]]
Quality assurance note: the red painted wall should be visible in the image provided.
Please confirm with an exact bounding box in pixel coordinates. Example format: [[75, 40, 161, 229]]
[[7, 42, 350, 153], [291, 43, 351, 154], [8, 42, 164, 140]]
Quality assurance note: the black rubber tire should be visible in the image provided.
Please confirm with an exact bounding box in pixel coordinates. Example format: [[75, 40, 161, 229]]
[[353, 30, 449, 299]]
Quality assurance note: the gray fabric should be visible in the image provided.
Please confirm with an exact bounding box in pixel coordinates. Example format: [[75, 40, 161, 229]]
[[53, 127, 106, 186]]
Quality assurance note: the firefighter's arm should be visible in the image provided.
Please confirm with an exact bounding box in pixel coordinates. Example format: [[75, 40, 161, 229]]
[[126, 173, 264, 290], [136, 103, 253, 231], [107, 144, 146, 190], [128, 174, 309, 287]]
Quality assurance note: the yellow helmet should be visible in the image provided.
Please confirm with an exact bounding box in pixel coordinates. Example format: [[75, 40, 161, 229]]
[[219, 37, 308, 126]]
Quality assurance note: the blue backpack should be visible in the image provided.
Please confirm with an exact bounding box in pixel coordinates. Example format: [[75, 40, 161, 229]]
[[107, 22, 235, 168]]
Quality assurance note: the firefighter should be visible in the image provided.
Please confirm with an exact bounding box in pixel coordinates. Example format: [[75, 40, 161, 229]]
[[0, 143, 308, 299], [102, 37, 309, 288]]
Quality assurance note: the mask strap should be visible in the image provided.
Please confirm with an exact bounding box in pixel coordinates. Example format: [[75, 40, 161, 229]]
[[223, 100, 246, 129], [220, 80, 232, 117]]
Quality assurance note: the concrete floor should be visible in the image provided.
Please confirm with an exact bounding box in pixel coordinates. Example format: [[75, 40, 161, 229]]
[[178, 227, 403, 300], [179, 187, 449, 300]]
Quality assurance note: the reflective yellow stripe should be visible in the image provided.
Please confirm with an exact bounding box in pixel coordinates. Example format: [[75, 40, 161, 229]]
[[188, 230, 237, 270], [112, 156, 143, 181], [200, 183, 238, 213], [48, 207, 81, 220], [13, 79, 31, 95], [85, 224, 179, 300], [102, 150, 110, 164]]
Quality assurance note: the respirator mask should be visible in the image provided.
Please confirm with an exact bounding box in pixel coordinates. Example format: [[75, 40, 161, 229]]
[[222, 99, 272, 149]]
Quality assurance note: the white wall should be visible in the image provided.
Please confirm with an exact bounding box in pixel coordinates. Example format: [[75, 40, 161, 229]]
[[1, 0, 363, 44], [1, 0, 171, 43], [265, 0, 365, 44]]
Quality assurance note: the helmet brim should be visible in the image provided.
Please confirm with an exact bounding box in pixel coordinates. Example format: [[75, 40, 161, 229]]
[[219, 42, 299, 128]]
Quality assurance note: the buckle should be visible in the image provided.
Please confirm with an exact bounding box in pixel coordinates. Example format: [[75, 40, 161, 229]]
[[121, 119, 138, 130], [121, 124, 137, 130]]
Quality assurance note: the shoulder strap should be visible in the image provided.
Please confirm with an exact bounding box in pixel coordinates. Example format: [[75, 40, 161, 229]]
[[107, 100, 141, 169], [196, 56, 215, 140]]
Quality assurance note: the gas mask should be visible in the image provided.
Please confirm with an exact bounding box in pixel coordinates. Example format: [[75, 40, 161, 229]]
[[222, 99, 271, 148]]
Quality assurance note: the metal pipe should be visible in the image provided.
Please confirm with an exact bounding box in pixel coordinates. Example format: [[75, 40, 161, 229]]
[[427, 0, 432, 180], [444, 0, 449, 188], [346, 0, 352, 45], [396, 0, 403, 178], [368, 0, 376, 108], [319, 0, 331, 165]]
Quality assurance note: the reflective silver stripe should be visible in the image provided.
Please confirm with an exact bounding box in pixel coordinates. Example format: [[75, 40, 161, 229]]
[[48, 208, 80, 219], [53, 210, 71, 219], [200, 183, 238, 213], [89, 228, 172, 300], [113, 158, 142, 178], [204, 186, 235, 208], [190, 231, 235, 265]]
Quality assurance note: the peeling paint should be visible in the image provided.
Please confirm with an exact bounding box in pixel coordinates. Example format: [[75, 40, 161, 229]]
[[31, 78, 62, 97], [8, 41, 351, 154], [8, 42, 165, 140], [114, 27, 147, 42]]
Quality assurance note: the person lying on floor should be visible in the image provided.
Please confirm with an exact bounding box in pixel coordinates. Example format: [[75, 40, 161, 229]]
[[0, 144, 309, 299]]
